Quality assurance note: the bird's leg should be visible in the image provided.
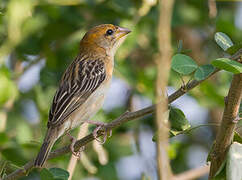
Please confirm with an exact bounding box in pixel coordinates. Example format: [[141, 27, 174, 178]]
[[84, 120, 112, 144], [67, 132, 85, 158]]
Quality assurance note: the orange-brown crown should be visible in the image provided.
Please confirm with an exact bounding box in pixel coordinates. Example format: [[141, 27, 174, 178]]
[[81, 24, 117, 43], [80, 24, 131, 56]]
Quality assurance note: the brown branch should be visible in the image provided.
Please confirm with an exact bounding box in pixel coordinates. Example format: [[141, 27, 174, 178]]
[[208, 0, 217, 18], [67, 124, 89, 179], [173, 165, 210, 180], [209, 73, 242, 178], [4, 51, 242, 180], [156, 0, 174, 179], [1, 74, 215, 180]]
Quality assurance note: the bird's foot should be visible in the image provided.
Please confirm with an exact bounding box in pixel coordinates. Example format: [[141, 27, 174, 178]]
[[84, 120, 112, 144], [93, 125, 112, 144], [67, 132, 85, 158]]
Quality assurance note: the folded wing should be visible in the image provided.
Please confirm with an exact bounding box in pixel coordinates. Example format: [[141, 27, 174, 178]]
[[47, 57, 106, 128]]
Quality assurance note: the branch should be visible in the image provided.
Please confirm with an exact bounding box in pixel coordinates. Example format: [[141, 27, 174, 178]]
[[156, 0, 174, 179], [173, 165, 210, 180], [209, 73, 242, 178], [208, 0, 217, 18], [67, 124, 89, 179], [4, 50, 242, 180], [1, 75, 214, 180]]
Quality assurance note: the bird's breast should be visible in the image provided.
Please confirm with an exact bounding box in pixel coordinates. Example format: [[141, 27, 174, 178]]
[[61, 77, 112, 135]]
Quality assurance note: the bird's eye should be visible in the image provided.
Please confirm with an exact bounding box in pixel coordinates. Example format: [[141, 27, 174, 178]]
[[106, 29, 113, 35]]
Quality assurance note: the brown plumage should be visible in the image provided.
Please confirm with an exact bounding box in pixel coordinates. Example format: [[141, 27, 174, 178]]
[[34, 24, 131, 167]]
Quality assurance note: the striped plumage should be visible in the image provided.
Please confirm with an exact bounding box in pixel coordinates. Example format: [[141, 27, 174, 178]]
[[34, 24, 131, 167], [48, 57, 106, 127]]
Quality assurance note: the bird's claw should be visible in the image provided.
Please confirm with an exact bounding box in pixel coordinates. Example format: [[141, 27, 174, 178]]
[[67, 132, 85, 158], [92, 124, 112, 145], [83, 120, 112, 144]]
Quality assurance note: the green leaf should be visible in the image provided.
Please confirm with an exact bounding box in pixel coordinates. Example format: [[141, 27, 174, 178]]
[[212, 162, 226, 180], [49, 168, 69, 180], [226, 142, 242, 180], [211, 58, 242, 74], [169, 106, 191, 131], [153, 107, 191, 141], [214, 32, 233, 51], [233, 132, 242, 144], [226, 42, 242, 55], [194, 64, 215, 81], [171, 54, 198, 75], [40, 169, 55, 180]]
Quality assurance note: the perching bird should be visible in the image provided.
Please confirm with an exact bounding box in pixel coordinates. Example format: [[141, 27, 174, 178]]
[[34, 24, 131, 167]]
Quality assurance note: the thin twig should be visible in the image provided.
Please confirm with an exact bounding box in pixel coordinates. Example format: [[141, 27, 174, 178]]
[[209, 74, 242, 178], [173, 164, 210, 180], [0, 72, 213, 180], [208, 0, 217, 18], [4, 50, 242, 180], [67, 123, 88, 180], [156, 0, 174, 179]]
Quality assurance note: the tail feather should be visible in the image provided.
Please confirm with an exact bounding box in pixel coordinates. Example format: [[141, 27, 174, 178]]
[[34, 130, 56, 167]]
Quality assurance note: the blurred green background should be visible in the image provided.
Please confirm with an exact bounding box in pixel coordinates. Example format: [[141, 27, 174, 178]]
[[0, 0, 241, 179]]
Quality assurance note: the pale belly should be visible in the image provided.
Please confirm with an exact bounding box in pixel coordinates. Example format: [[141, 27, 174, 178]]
[[56, 79, 111, 139]]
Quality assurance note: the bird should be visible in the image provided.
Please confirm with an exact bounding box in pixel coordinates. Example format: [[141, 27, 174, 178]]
[[34, 24, 131, 167]]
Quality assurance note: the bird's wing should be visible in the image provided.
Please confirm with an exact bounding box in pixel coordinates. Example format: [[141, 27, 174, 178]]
[[47, 57, 106, 128]]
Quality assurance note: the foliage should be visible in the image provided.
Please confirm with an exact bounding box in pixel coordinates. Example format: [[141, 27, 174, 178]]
[[39, 168, 69, 180], [214, 32, 233, 51], [194, 65, 215, 81], [169, 106, 190, 131], [0, 0, 241, 180], [171, 54, 198, 75], [212, 58, 242, 74]]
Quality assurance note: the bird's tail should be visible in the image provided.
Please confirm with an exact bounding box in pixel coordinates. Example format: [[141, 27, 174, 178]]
[[34, 129, 56, 167]]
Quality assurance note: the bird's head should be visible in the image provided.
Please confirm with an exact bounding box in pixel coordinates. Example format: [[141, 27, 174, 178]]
[[80, 24, 131, 56]]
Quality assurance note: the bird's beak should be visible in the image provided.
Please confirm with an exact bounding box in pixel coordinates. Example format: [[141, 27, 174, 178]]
[[116, 27, 131, 39]]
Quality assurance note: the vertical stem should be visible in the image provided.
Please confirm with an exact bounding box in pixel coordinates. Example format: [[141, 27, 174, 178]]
[[156, 0, 174, 179], [173, 165, 210, 180], [209, 74, 242, 178], [208, 0, 217, 18], [67, 124, 89, 180]]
